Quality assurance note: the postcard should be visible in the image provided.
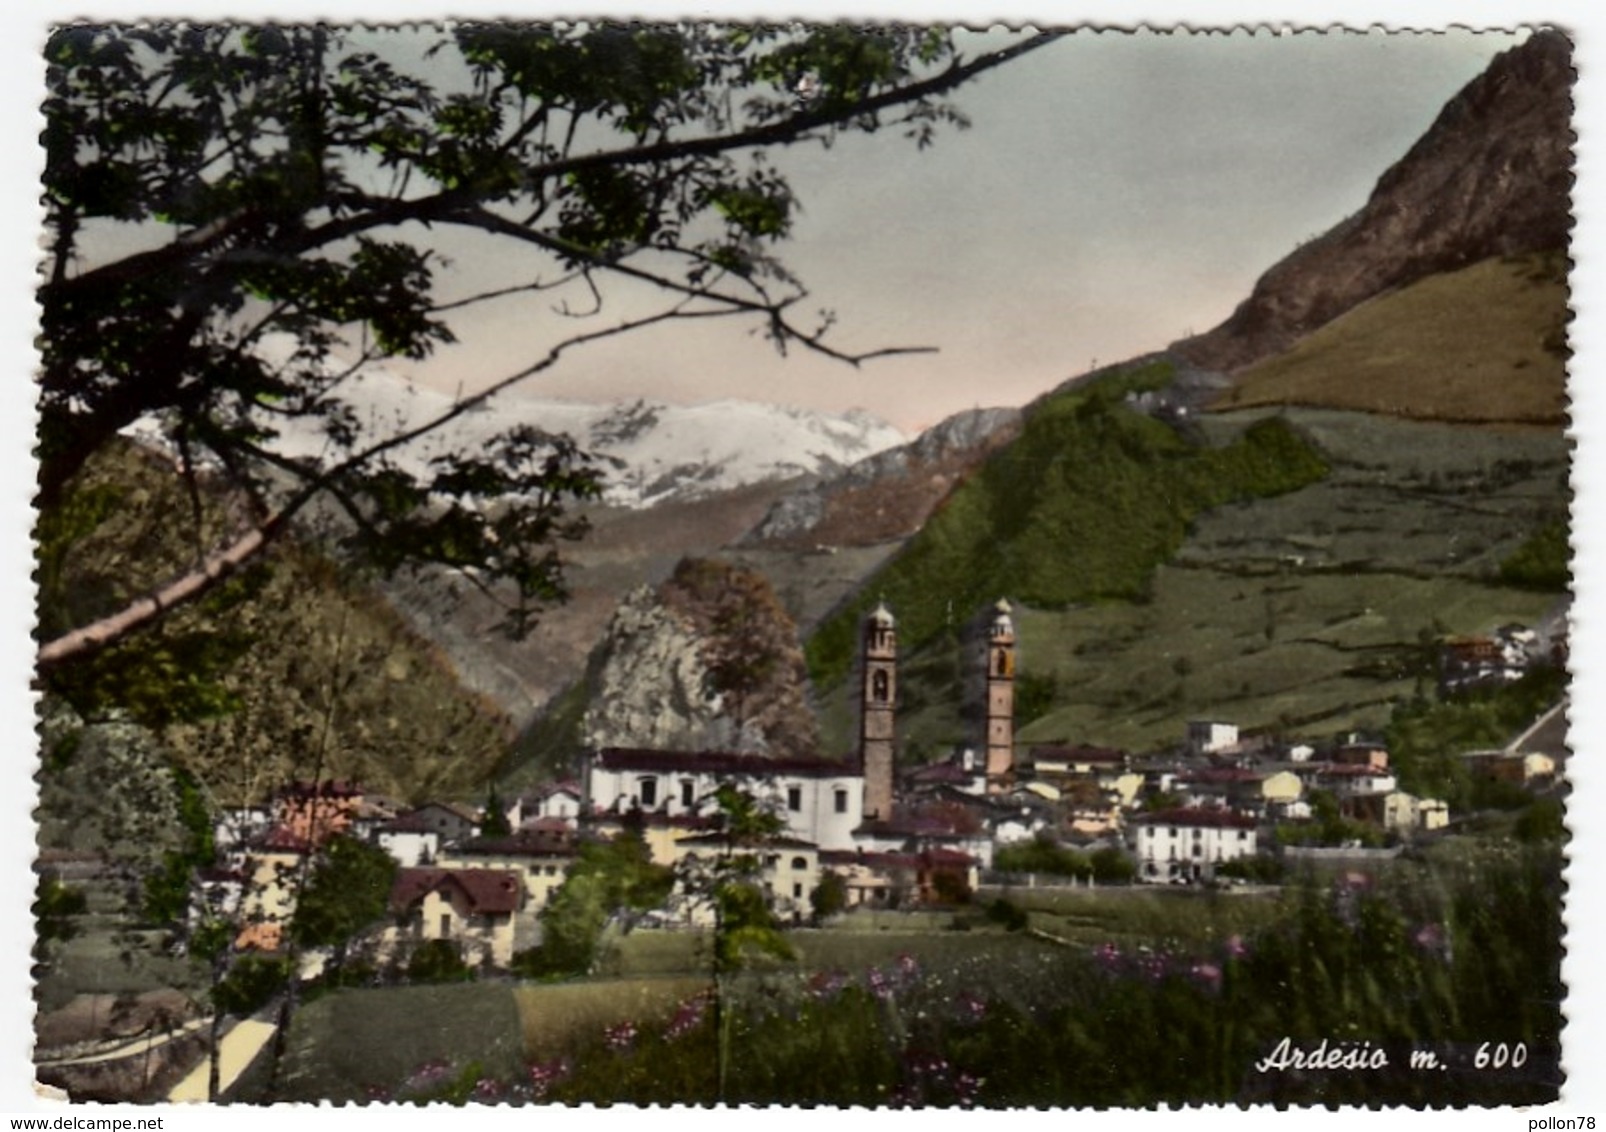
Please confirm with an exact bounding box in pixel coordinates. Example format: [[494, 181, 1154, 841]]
[[13, 6, 1602, 1121]]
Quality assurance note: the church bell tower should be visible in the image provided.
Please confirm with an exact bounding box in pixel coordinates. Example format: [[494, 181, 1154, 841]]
[[985, 599, 1016, 793], [860, 603, 897, 822]]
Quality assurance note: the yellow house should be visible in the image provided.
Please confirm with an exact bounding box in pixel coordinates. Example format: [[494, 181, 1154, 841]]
[[383, 867, 524, 968]]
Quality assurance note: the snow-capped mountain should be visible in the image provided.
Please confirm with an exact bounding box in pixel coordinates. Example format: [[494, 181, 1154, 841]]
[[221, 356, 906, 509]]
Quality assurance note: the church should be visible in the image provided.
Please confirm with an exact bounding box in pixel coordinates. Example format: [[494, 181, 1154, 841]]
[[579, 598, 1019, 874]]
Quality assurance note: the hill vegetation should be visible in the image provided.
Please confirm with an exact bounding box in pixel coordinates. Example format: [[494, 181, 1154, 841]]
[[809, 405, 1567, 759], [37, 442, 510, 808], [805, 362, 1330, 691], [1211, 253, 1569, 424]]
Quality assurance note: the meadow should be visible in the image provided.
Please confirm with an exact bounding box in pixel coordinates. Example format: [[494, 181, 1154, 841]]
[[244, 835, 1561, 1107]]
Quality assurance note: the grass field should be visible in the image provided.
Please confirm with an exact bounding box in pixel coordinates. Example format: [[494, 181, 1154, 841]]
[[514, 976, 711, 1058], [266, 983, 526, 1103], [1213, 253, 1569, 424]]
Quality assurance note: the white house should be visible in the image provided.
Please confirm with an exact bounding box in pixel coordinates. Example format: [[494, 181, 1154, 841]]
[[1186, 721, 1240, 756], [374, 810, 443, 868], [514, 780, 583, 828], [583, 748, 866, 851], [1128, 808, 1258, 884]]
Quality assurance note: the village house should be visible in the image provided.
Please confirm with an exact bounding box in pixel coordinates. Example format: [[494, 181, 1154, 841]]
[[438, 827, 580, 949], [1128, 808, 1258, 884], [1186, 720, 1240, 757], [226, 780, 365, 951], [1383, 792, 1451, 834], [374, 810, 443, 868], [393, 801, 481, 845], [818, 848, 980, 909], [382, 867, 524, 968], [668, 834, 822, 923], [511, 780, 583, 828]]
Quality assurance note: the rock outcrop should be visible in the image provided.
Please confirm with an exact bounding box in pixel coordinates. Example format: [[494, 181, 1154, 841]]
[[1175, 30, 1573, 374]]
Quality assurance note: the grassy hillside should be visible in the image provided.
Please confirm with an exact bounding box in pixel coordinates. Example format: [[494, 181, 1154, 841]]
[[805, 361, 1330, 692], [1212, 253, 1569, 423], [37, 442, 511, 807], [813, 408, 1567, 759]]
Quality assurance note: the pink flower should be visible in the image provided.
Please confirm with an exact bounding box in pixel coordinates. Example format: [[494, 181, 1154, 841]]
[[604, 1020, 638, 1052]]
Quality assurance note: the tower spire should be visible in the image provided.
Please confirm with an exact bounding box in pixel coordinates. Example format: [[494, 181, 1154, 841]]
[[860, 603, 897, 821], [985, 599, 1016, 793]]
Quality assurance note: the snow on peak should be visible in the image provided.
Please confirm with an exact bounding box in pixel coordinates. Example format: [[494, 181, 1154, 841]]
[[211, 356, 906, 509]]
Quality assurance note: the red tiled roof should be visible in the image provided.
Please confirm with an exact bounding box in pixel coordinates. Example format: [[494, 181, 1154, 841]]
[[389, 867, 523, 916], [1131, 808, 1257, 830], [593, 747, 858, 779]]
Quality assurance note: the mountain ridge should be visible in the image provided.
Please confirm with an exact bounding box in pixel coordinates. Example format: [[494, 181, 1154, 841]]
[[1174, 29, 1572, 375]]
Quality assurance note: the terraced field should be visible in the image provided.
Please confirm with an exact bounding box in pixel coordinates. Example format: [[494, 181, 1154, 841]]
[[815, 407, 1567, 758]]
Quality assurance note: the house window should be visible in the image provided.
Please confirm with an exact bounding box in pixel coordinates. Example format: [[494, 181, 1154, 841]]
[[681, 779, 695, 807], [791, 856, 808, 870], [439, 913, 452, 937], [1169, 827, 1178, 838], [639, 777, 658, 808], [1191, 845, 1202, 859], [793, 883, 803, 899], [872, 669, 890, 702], [787, 786, 802, 812], [834, 789, 849, 814], [1238, 830, 1247, 841]]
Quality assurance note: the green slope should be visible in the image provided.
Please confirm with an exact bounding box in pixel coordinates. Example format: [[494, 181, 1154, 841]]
[[1213, 252, 1570, 424], [805, 361, 1330, 691], [810, 406, 1567, 759]]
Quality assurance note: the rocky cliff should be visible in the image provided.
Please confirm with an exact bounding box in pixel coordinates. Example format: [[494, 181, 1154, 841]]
[[1175, 29, 1573, 374]]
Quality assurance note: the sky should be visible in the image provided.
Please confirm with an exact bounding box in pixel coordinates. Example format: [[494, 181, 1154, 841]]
[[5, 1, 1606, 1123], [367, 27, 1521, 434]]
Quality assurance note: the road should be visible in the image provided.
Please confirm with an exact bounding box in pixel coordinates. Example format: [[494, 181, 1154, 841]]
[[166, 1013, 278, 1103]]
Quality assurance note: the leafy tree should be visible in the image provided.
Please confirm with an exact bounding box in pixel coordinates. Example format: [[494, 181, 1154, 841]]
[[38, 23, 1060, 670], [810, 869, 848, 922], [290, 833, 398, 973], [536, 832, 674, 975], [406, 939, 473, 984]]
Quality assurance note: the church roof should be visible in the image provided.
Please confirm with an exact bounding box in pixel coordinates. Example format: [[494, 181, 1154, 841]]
[[592, 748, 862, 780]]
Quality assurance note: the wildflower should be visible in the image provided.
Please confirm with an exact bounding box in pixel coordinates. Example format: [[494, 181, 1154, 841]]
[[1224, 934, 1247, 959], [1190, 962, 1223, 992], [527, 1057, 573, 1100], [404, 1057, 454, 1093], [362, 1084, 392, 1103], [896, 952, 920, 979], [958, 992, 988, 1024], [472, 1076, 504, 1102], [807, 970, 847, 1000], [952, 1070, 983, 1107], [665, 993, 709, 1040], [604, 1020, 638, 1052], [867, 967, 894, 1000]]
